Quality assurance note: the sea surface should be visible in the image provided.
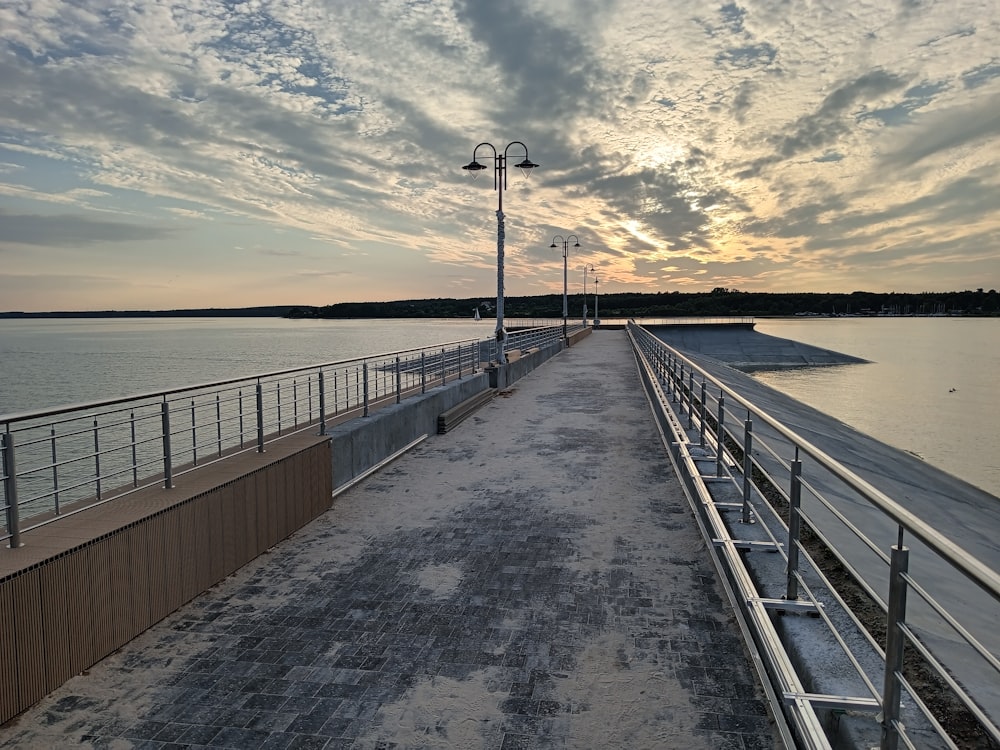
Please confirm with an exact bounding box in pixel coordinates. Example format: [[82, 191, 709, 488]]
[[1, 315, 997, 496], [752, 316, 1000, 497], [0, 317, 497, 416]]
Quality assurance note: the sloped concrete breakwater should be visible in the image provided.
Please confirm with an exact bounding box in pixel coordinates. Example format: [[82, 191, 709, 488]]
[[651, 322, 870, 369]]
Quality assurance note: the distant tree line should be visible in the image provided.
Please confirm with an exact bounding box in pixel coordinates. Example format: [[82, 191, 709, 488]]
[[6, 290, 997, 320], [288, 288, 1000, 319]]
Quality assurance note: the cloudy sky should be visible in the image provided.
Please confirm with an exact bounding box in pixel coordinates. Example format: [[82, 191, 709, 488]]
[[1, 0, 999, 312]]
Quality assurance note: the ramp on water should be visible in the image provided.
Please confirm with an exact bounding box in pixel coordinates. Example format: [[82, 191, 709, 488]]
[[649, 323, 869, 369]]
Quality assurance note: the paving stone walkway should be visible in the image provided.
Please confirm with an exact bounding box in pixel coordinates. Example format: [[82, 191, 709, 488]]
[[0, 330, 781, 749]]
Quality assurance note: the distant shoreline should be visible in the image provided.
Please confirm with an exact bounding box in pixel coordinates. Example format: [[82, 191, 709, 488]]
[[0, 307, 296, 319], [3, 288, 998, 319]]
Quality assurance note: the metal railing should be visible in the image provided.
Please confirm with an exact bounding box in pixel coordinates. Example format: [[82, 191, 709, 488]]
[[2, 338, 461, 546], [2, 325, 568, 548], [628, 321, 1000, 750]]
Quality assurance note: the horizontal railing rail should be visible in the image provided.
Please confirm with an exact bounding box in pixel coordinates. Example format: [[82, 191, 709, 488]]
[[628, 321, 1000, 749]]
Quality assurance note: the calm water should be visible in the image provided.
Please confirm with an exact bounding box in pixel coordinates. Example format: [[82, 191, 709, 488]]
[[2, 316, 998, 496], [0, 317, 496, 415], [753, 317, 1000, 497]]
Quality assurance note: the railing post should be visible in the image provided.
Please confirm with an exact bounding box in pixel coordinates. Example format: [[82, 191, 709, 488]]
[[238, 389, 245, 448], [742, 414, 753, 523], [687, 370, 695, 430], [668, 354, 676, 402], [130, 411, 138, 488], [441, 348, 446, 386], [318, 370, 327, 436], [255, 382, 265, 453], [457, 344, 463, 379], [161, 400, 173, 489], [786, 454, 802, 600], [2, 432, 22, 548], [93, 418, 102, 500], [190, 400, 198, 466], [881, 541, 910, 750], [216, 394, 223, 456], [363, 362, 370, 417], [679, 362, 687, 414], [421, 352, 427, 394], [395, 357, 402, 404], [699, 381, 707, 448], [51, 425, 61, 513], [716, 393, 725, 477]]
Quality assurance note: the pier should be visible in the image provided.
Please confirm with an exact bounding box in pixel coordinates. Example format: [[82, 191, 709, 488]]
[[1, 330, 780, 748], [2, 323, 999, 749]]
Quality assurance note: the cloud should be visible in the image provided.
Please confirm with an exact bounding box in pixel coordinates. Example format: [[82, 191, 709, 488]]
[[879, 92, 1000, 168], [0, 209, 176, 247], [0, 0, 998, 309]]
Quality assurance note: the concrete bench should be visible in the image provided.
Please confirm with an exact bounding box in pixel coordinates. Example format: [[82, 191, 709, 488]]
[[437, 389, 495, 433]]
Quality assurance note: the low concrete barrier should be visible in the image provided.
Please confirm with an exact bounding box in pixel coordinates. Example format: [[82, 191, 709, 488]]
[[326, 373, 491, 490], [487, 337, 568, 389]]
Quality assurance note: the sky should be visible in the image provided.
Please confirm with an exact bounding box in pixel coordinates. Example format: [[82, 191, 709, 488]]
[[2, 0, 1000, 312]]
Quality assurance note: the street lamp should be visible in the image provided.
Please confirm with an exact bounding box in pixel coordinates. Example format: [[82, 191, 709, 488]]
[[550, 234, 580, 343], [463, 141, 539, 364], [582, 263, 595, 326], [593, 274, 600, 327]]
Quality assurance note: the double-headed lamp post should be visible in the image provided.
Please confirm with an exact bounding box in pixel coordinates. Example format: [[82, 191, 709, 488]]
[[549, 234, 580, 343], [582, 263, 595, 327], [463, 141, 538, 364]]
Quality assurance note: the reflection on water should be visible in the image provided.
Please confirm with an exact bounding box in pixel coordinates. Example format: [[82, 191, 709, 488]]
[[753, 317, 1000, 497]]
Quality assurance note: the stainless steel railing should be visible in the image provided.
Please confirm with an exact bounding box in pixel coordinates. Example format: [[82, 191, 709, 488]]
[[628, 321, 1000, 750], [2, 338, 461, 546], [2, 325, 568, 548]]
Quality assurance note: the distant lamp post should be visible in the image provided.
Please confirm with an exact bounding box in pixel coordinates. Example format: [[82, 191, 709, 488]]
[[593, 274, 600, 327], [463, 141, 539, 364], [582, 263, 595, 327], [549, 234, 580, 343]]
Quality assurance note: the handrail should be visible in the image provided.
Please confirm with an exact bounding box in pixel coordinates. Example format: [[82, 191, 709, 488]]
[[0, 335, 489, 424], [636, 324, 1000, 603], [2, 325, 568, 548], [0, 337, 467, 543], [627, 320, 1000, 749]]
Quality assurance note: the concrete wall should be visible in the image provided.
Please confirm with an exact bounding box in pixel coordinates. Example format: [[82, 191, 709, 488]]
[[488, 337, 574, 390], [328, 336, 574, 488], [326, 372, 491, 489]]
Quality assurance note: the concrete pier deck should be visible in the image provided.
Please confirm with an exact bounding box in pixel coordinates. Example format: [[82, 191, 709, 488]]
[[0, 331, 780, 749]]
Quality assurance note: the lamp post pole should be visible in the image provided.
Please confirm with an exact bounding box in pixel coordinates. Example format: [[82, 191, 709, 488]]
[[594, 275, 600, 327], [550, 234, 580, 344], [463, 141, 538, 364], [582, 263, 594, 327]]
